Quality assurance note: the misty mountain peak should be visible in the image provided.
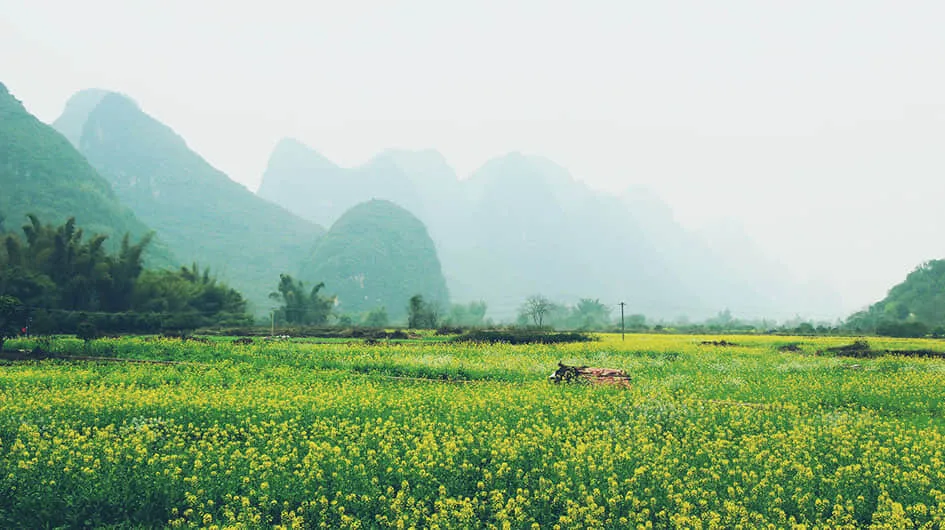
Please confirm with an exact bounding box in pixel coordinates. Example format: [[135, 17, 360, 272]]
[[52, 89, 133, 147], [256, 138, 346, 224], [258, 138, 429, 228], [464, 152, 579, 207], [269, 137, 339, 172], [369, 149, 460, 207], [474, 152, 573, 184], [61, 88, 113, 112]]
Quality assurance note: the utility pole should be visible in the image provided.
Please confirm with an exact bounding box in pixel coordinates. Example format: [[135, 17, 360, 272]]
[[619, 302, 626, 341], [270, 311, 275, 337]]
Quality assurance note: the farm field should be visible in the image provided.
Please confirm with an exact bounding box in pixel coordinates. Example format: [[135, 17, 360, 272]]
[[1, 334, 944, 528]]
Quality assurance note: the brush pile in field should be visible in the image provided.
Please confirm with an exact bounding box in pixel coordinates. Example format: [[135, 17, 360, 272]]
[[548, 362, 632, 387], [700, 339, 738, 346]]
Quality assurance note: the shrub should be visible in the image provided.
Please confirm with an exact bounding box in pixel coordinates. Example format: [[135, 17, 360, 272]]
[[452, 330, 593, 345]]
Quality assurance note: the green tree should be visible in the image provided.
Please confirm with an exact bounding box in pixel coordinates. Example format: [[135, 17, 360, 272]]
[[363, 306, 389, 328], [132, 264, 249, 327], [408, 295, 426, 328], [0, 295, 22, 352], [627, 314, 647, 330], [75, 320, 100, 344], [269, 274, 335, 325], [104, 233, 154, 312], [407, 295, 439, 329], [568, 298, 611, 330], [0, 215, 156, 312], [445, 301, 488, 328]]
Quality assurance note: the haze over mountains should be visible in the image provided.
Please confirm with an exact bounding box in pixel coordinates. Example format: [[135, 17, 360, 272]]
[[258, 137, 840, 320], [1, 81, 846, 322]]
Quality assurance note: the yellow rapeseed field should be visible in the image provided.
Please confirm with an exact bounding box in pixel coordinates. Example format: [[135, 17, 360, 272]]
[[1, 334, 944, 528]]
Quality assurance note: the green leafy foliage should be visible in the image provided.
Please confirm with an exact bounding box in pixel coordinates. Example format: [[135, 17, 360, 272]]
[[0, 295, 21, 351], [134, 264, 249, 320], [0, 215, 250, 332], [362, 306, 389, 328], [75, 321, 99, 343], [300, 200, 449, 321], [269, 273, 335, 326], [566, 298, 612, 330], [443, 301, 488, 328], [0, 215, 153, 311], [407, 294, 440, 329]]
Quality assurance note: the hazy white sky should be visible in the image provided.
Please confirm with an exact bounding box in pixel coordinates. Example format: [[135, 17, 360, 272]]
[[2, 1, 944, 315]]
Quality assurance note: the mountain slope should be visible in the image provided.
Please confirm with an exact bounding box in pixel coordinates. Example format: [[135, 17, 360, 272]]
[[299, 199, 449, 321], [255, 138, 345, 226], [849, 260, 945, 330], [59, 91, 324, 313], [448, 153, 802, 320], [0, 82, 173, 265]]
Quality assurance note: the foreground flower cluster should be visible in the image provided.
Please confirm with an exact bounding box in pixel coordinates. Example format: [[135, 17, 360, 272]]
[[0, 334, 944, 528]]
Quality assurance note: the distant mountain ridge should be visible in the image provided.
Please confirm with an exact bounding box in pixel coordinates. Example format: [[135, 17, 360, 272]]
[[54, 90, 325, 313], [257, 139, 823, 320], [257, 138, 423, 229], [0, 82, 174, 266]]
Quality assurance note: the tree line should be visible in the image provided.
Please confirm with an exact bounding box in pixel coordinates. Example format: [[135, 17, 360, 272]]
[[0, 214, 251, 336], [11, 213, 936, 340], [266, 275, 489, 330]]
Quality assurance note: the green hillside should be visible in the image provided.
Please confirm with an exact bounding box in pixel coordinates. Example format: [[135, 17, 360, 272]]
[[299, 199, 449, 321], [63, 92, 324, 313], [848, 260, 945, 335], [0, 82, 173, 266]]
